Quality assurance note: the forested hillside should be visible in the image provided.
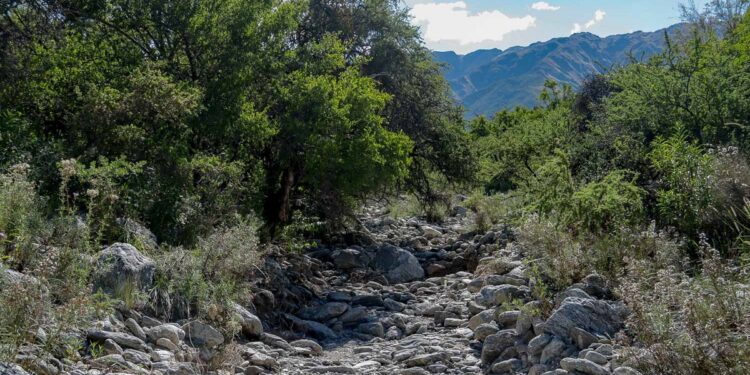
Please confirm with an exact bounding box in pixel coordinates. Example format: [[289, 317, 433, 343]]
[[1, 0, 750, 374], [433, 24, 683, 117]]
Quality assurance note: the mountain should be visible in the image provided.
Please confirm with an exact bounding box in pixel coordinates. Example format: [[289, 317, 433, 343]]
[[433, 24, 685, 117]]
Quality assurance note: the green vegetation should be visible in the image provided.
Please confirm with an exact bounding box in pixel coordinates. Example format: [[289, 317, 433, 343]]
[[0, 0, 474, 363], [467, 1, 750, 372], [0, 0, 473, 243], [1, 0, 750, 372]]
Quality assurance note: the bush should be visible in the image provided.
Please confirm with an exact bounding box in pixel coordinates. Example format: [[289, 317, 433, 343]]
[[517, 216, 684, 289], [620, 239, 750, 374], [0, 164, 46, 271], [464, 191, 522, 233], [150, 218, 263, 333], [650, 129, 716, 241], [515, 216, 588, 290], [568, 170, 645, 234]]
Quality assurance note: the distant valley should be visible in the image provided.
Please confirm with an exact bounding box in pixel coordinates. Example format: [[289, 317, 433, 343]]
[[433, 24, 685, 117]]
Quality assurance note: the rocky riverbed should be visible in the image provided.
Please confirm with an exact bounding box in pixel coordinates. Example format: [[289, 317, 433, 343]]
[[1, 203, 644, 375]]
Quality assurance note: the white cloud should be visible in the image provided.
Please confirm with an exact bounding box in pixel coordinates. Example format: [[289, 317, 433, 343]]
[[571, 9, 606, 34], [410, 1, 536, 45], [531, 2, 560, 11]]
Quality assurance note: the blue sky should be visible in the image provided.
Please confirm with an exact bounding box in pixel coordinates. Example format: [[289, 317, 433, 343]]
[[407, 0, 710, 53]]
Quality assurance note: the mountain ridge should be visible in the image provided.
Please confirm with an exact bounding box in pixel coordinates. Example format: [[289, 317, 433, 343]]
[[433, 24, 686, 117]]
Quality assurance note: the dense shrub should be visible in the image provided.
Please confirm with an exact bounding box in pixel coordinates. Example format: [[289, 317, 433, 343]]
[[620, 240, 750, 374], [0, 164, 46, 271], [150, 219, 263, 330], [568, 170, 645, 234]]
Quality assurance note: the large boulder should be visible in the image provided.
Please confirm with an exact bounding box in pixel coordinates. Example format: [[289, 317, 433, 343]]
[[92, 243, 155, 294], [285, 314, 337, 340], [299, 302, 349, 322], [560, 358, 610, 375], [146, 324, 185, 345], [474, 285, 529, 307], [544, 297, 628, 342], [0, 363, 31, 375], [481, 329, 516, 363], [232, 303, 263, 337], [182, 321, 224, 348], [370, 245, 424, 283], [331, 248, 368, 270], [1, 268, 46, 296], [87, 330, 149, 351]]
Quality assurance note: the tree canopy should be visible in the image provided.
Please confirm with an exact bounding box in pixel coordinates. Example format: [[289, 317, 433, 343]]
[[0, 0, 474, 242]]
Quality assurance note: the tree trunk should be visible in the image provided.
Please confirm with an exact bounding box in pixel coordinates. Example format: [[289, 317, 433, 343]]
[[262, 167, 295, 238]]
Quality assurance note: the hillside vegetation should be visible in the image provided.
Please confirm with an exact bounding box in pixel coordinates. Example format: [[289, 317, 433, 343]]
[[0, 0, 749, 374]]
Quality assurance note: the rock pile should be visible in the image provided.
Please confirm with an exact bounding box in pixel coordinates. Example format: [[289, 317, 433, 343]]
[[2, 202, 644, 375]]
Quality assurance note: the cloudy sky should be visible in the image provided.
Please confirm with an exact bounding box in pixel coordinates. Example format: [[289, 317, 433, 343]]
[[407, 0, 710, 54]]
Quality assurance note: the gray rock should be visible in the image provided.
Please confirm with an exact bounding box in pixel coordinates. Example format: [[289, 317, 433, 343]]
[[1, 269, 44, 292], [351, 294, 384, 307], [309, 366, 356, 374], [0, 363, 30, 375], [92, 354, 131, 369], [481, 329, 516, 363], [584, 350, 609, 365], [468, 309, 495, 330], [118, 218, 158, 250], [103, 338, 124, 355], [385, 325, 402, 340], [556, 287, 593, 302], [474, 285, 529, 307], [300, 302, 349, 321], [354, 360, 381, 370], [384, 298, 406, 312], [332, 248, 366, 269], [421, 226, 442, 239], [285, 314, 337, 340], [570, 327, 598, 350], [146, 324, 185, 345], [261, 332, 293, 351], [444, 318, 465, 327], [404, 353, 448, 367], [151, 362, 198, 375], [327, 291, 354, 302], [371, 245, 425, 283], [156, 337, 179, 351], [339, 306, 369, 324], [123, 349, 151, 365], [290, 339, 323, 355], [397, 369, 431, 375], [544, 297, 627, 342], [495, 310, 522, 328], [152, 349, 175, 362], [613, 366, 642, 375], [92, 243, 155, 294], [140, 315, 162, 328], [528, 334, 552, 356], [560, 358, 610, 375], [247, 351, 278, 368], [232, 303, 264, 337], [88, 330, 149, 351], [485, 274, 527, 287], [125, 318, 147, 341], [491, 358, 522, 374], [474, 323, 500, 341], [357, 322, 385, 337], [540, 338, 567, 365], [244, 366, 265, 375], [14, 355, 58, 375], [182, 321, 224, 348]]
